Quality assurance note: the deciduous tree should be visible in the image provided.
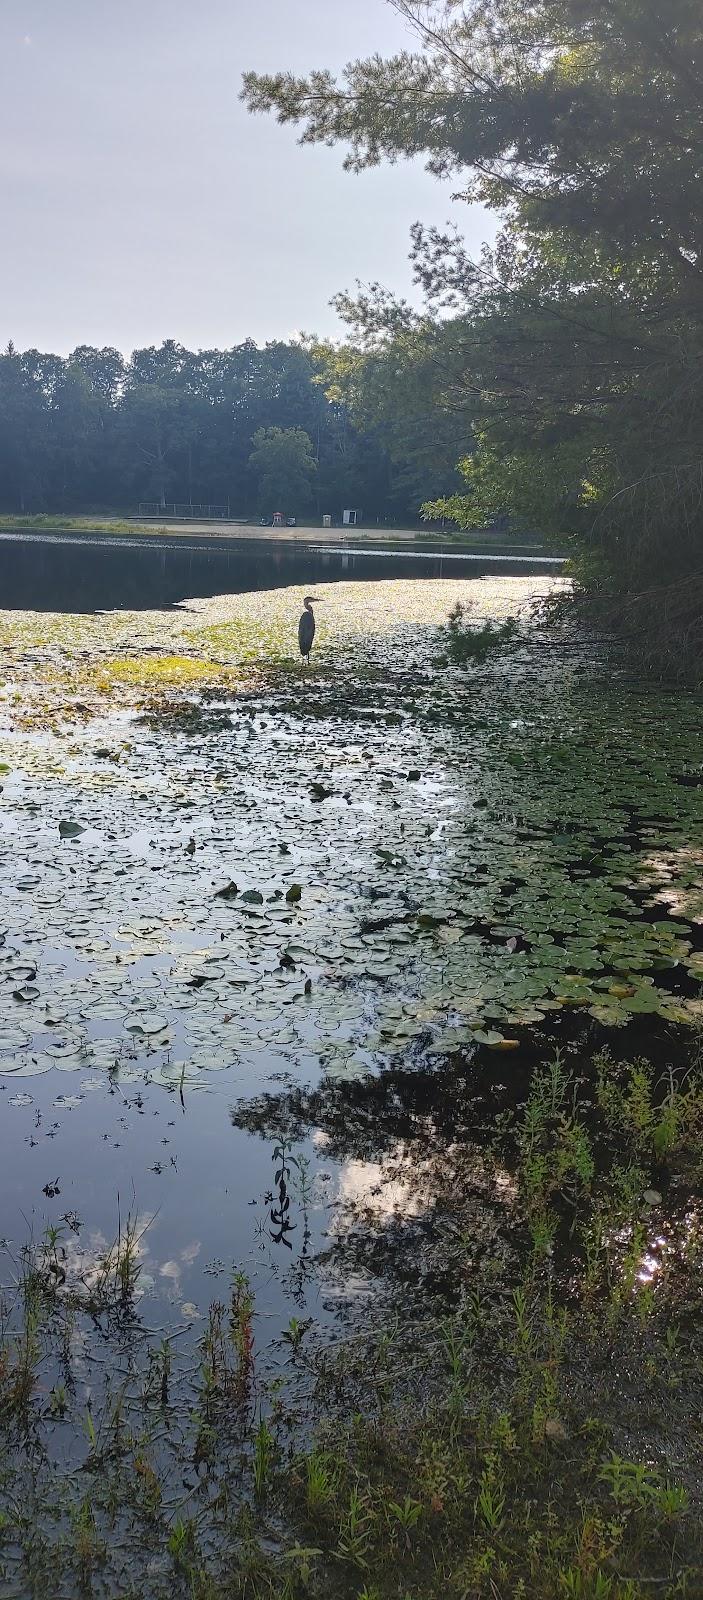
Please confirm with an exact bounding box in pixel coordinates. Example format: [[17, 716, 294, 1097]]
[[248, 425, 317, 517]]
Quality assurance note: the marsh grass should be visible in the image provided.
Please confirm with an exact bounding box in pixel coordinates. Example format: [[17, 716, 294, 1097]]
[[0, 1051, 702, 1597]]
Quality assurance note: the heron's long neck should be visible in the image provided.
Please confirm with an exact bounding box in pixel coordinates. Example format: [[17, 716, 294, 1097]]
[[305, 601, 314, 613]]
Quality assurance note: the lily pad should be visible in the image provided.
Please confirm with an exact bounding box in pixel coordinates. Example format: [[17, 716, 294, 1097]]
[[125, 1014, 170, 1037]]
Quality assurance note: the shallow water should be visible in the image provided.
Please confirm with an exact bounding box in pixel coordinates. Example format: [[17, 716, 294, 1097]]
[[0, 574, 701, 1570]]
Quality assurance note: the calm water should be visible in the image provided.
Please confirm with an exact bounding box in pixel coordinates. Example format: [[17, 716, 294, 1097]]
[[1, 569, 702, 1596], [0, 530, 564, 611]]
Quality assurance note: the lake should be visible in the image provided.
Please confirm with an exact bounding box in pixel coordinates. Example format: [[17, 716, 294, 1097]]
[[0, 566, 701, 1597], [0, 529, 565, 611]]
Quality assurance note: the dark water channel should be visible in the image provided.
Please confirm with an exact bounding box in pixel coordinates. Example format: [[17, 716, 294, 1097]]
[[0, 529, 564, 611]]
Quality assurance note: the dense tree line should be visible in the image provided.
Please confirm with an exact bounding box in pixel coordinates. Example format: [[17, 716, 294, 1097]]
[[245, 0, 703, 633], [0, 336, 454, 521]]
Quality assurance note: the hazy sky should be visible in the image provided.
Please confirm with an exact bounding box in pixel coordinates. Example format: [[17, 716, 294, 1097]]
[[0, 0, 491, 356]]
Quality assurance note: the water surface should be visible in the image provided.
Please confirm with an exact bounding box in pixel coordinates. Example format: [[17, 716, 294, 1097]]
[[0, 529, 564, 611], [0, 574, 701, 1589]]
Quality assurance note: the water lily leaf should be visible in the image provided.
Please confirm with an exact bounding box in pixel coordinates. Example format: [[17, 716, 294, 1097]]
[[588, 1003, 628, 1026], [0, 1054, 53, 1077], [0, 1025, 31, 1049], [59, 820, 85, 838], [285, 884, 302, 903], [125, 1014, 170, 1037], [659, 998, 698, 1024], [45, 1036, 85, 1058], [620, 992, 661, 1014], [84, 1002, 124, 1021], [323, 1056, 371, 1081]]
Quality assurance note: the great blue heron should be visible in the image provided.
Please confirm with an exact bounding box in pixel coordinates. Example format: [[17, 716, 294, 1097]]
[[298, 595, 322, 663]]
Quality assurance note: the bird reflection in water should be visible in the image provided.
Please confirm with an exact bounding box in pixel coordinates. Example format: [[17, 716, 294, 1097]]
[[266, 1142, 314, 1302], [270, 1141, 296, 1249]]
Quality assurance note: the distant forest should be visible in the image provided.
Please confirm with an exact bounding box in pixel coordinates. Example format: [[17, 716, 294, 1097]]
[[0, 337, 460, 523]]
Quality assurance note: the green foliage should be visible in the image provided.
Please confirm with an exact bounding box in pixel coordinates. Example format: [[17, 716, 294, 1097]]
[[475, 1458, 506, 1531], [311, 318, 465, 512], [445, 600, 519, 664], [3, 1038, 703, 1595], [305, 1450, 339, 1515], [248, 425, 316, 516], [0, 337, 406, 522], [243, 0, 703, 625], [253, 1416, 276, 1497], [557, 1572, 619, 1600], [167, 1515, 196, 1567], [425, 437, 592, 540], [597, 1454, 664, 1511], [595, 1050, 703, 1168]]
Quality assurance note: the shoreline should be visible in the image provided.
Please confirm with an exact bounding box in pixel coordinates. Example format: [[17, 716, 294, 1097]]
[[0, 519, 566, 563], [0, 514, 562, 557]]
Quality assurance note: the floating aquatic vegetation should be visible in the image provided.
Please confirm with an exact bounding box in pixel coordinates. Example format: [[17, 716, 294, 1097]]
[[0, 578, 700, 1098], [0, 577, 701, 1600]]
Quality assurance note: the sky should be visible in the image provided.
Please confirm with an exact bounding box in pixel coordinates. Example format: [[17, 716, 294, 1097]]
[[0, 0, 491, 356]]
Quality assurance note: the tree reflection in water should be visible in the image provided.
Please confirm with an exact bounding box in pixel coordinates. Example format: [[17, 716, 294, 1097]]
[[233, 1064, 522, 1314]]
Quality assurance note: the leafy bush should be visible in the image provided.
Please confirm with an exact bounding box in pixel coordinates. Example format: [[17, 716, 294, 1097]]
[[445, 602, 519, 666]]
